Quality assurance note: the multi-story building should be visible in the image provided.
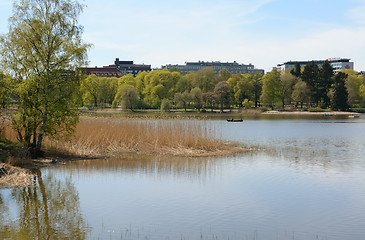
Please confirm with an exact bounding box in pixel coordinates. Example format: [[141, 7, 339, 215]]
[[163, 61, 265, 75], [84, 58, 151, 77], [83, 66, 123, 78], [277, 58, 354, 73], [108, 58, 151, 76]]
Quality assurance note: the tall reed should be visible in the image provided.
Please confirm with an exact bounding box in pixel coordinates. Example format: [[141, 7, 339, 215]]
[[46, 117, 242, 157], [3, 117, 245, 157]]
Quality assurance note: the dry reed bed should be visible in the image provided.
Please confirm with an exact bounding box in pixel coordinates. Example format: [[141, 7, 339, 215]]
[[2, 117, 247, 157], [45, 117, 244, 157], [0, 163, 33, 188]]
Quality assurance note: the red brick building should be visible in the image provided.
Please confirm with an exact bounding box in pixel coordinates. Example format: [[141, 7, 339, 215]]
[[83, 58, 151, 78], [84, 66, 123, 77]]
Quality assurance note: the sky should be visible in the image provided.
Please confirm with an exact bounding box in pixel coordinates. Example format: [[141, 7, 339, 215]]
[[1, 0, 365, 73]]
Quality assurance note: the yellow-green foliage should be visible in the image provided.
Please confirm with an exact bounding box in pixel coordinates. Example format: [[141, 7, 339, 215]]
[[81, 75, 118, 107], [242, 99, 254, 109]]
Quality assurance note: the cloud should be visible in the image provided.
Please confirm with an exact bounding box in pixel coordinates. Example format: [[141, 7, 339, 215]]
[[250, 26, 365, 71], [347, 3, 365, 25], [81, 0, 365, 73]]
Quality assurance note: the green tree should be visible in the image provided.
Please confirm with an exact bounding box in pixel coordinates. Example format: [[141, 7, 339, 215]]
[[343, 70, 362, 107], [214, 81, 231, 112], [175, 75, 191, 93], [301, 61, 320, 105], [251, 73, 263, 108], [118, 73, 136, 87], [192, 67, 217, 92], [81, 75, 101, 107], [233, 74, 254, 107], [142, 70, 175, 108], [360, 84, 365, 107], [242, 99, 254, 109], [292, 79, 310, 108], [201, 92, 215, 112], [160, 98, 172, 112], [0, 0, 89, 157], [174, 91, 191, 112], [218, 69, 231, 82], [261, 69, 281, 109], [0, 73, 13, 109], [318, 60, 334, 107], [190, 87, 202, 111], [120, 86, 139, 111], [135, 71, 148, 98], [290, 62, 302, 77], [331, 72, 349, 111], [280, 72, 297, 109]]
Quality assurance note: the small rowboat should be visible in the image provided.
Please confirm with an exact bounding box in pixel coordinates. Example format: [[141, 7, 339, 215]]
[[227, 119, 243, 122]]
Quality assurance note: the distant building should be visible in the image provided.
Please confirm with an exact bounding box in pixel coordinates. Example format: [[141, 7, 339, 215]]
[[108, 58, 151, 76], [84, 58, 151, 77], [162, 61, 265, 75], [84, 66, 123, 78], [277, 58, 354, 73]]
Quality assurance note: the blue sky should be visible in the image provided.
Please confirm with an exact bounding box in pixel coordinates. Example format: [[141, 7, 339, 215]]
[[1, 0, 365, 72]]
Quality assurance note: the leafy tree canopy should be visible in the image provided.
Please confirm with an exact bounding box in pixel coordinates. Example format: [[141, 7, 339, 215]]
[[0, 0, 90, 157]]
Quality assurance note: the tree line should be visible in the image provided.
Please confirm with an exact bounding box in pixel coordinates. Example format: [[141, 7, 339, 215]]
[[75, 62, 365, 112], [262, 61, 365, 111], [3, 61, 364, 116], [77, 68, 263, 112]]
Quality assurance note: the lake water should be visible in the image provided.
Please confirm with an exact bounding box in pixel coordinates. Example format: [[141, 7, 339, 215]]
[[1, 115, 365, 240]]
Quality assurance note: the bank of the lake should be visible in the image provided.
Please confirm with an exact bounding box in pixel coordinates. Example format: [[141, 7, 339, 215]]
[[262, 110, 360, 116]]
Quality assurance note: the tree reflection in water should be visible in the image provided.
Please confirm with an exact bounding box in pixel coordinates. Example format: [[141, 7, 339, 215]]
[[0, 170, 90, 239]]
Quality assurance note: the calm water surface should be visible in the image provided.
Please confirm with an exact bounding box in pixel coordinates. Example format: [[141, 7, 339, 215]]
[[1, 115, 365, 240]]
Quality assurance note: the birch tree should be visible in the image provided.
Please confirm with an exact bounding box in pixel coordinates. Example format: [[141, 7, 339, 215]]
[[0, 0, 90, 157]]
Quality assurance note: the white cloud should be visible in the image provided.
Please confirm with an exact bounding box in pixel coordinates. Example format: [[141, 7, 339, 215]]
[[347, 4, 365, 25], [81, 0, 365, 73], [248, 27, 365, 72]]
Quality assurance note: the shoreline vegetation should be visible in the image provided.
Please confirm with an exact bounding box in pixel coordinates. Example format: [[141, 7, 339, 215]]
[[82, 108, 360, 116], [0, 109, 362, 188], [1, 113, 250, 188], [3, 116, 248, 159], [262, 110, 359, 115], [47, 116, 248, 158]]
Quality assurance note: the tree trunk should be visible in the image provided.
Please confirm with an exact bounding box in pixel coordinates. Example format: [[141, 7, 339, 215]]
[[35, 112, 47, 158]]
